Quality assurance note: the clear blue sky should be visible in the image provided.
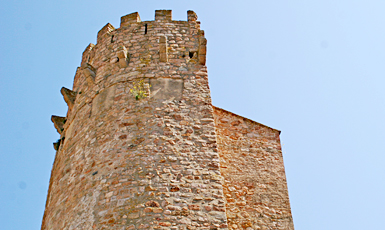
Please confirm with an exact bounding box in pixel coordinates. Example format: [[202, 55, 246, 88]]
[[1, 1, 384, 229]]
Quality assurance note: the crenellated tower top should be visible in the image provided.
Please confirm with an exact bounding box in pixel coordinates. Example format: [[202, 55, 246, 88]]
[[75, 10, 206, 99], [81, 10, 205, 68]]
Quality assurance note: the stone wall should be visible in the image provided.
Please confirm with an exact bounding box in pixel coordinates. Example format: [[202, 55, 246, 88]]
[[213, 107, 294, 230]]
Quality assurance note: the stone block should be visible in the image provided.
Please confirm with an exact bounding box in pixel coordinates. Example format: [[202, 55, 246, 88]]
[[120, 12, 141, 27], [91, 85, 116, 116], [155, 10, 172, 21], [117, 46, 129, 68], [187, 10, 198, 22], [51, 115, 65, 134], [80, 63, 96, 85], [159, 36, 168, 62], [60, 87, 76, 110], [97, 23, 115, 44], [150, 78, 183, 101]]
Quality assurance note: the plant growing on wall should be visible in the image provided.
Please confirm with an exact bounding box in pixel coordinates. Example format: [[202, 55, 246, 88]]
[[130, 79, 150, 100]]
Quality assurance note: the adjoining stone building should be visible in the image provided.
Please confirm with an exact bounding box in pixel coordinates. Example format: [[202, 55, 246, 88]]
[[42, 10, 294, 230]]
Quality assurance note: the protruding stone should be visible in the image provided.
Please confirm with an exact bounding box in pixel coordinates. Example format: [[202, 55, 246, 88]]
[[117, 46, 129, 68], [155, 10, 172, 21], [80, 63, 96, 85], [159, 36, 168, 62], [121, 12, 141, 27], [53, 140, 61, 151], [187, 10, 198, 22], [198, 36, 207, 65], [97, 23, 115, 44], [83, 43, 95, 53], [81, 43, 95, 66], [51, 115, 66, 134], [199, 38, 207, 54], [60, 87, 76, 110]]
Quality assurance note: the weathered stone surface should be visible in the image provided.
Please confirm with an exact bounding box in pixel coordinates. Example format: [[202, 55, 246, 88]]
[[42, 10, 294, 230], [199, 36, 207, 65], [121, 12, 141, 27], [97, 23, 115, 44], [213, 107, 295, 230], [79, 63, 96, 86], [60, 87, 76, 110], [159, 36, 168, 62], [150, 78, 183, 100], [188, 10, 198, 22], [51, 115, 65, 135], [155, 10, 172, 21], [117, 45, 129, 68]]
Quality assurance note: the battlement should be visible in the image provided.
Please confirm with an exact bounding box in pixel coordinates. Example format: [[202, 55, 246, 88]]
[[155, 10, 172, 21], [77, 10, 206, 97], [120, 12, 141, 27], [96, 10, 200, 47], [96, 23, 115, 44]]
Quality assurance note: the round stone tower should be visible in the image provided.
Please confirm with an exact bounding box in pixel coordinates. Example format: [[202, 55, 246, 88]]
[[43, 10, 295, 230], [42, 10, 229, 229]]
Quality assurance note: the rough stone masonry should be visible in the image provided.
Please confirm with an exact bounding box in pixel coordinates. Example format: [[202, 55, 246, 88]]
[[42, 10, 294, 230]]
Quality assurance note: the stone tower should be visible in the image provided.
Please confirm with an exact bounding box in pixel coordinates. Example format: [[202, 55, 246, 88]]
[[42, 10, 294, 230]]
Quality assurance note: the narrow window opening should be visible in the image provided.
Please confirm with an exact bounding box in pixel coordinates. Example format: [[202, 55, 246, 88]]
[[144, 24, 148, 35], [189, 51, 194, 58], [111, 35, 114, 43]]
